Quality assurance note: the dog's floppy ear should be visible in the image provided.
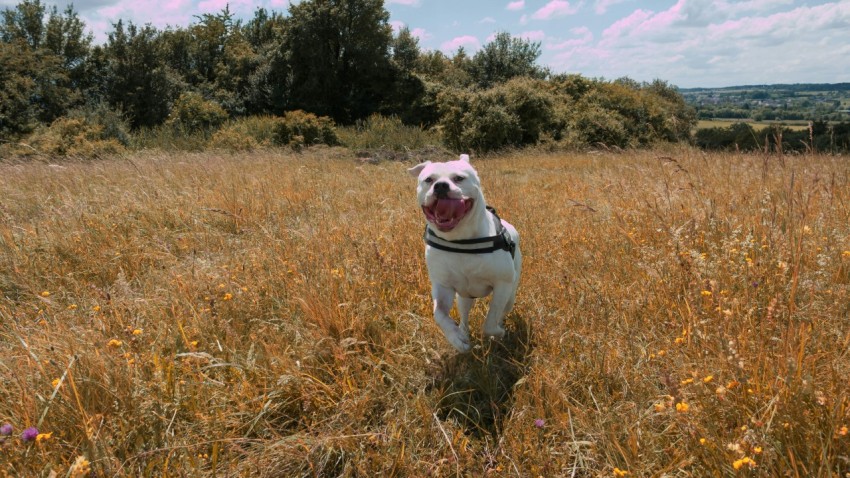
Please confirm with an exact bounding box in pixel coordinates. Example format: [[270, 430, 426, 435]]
[[459, 154, 470, 163], [407, 161, 430, 178]]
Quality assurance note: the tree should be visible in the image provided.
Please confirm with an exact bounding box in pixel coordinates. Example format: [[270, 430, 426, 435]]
[[0, 0, 45, 48], [467, 32, 546, 88], [43, 4, 91, 84], [103, 21, 178, 128], [0, 0, 84, 139], [391, 26, 419, 73], [283, 0, 395, 123]]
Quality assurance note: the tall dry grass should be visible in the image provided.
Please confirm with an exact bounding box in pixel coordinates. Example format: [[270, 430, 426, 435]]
[[0, 146, 848, 476]]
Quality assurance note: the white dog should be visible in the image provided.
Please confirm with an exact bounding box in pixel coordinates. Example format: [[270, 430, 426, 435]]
[[408, 154, 522, 353]]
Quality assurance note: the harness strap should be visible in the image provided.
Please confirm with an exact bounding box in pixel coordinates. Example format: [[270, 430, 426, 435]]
[[423, 206, 516, 258]]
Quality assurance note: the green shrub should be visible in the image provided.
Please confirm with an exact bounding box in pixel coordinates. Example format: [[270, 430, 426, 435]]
[[167, 92, 229, 132], [567, 104, 630, 148], [337, 114, 443, 151], [499, 77, 557, 143], [273, 110, 339, 147], [436, 77, 558, 152], [14, 116, 126, 158], [459, 97, 522, 152], [210, 127, 259, 151], [210, 115, 281, 151]]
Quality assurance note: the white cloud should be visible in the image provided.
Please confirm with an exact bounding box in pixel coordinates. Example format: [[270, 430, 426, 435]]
[[519, 30, 545, 41], [506, 0, 525, 11], [479, 16, 497, 23], [594, 0, 629, 15], [532, 0, 579, 20], [386, 0, 421, 6], [547, 26, 593, 50], [441, 35, 480, 53], [411, 27, 432, 42], [390, 20, 406, 33], [549, 0, 850, 87]]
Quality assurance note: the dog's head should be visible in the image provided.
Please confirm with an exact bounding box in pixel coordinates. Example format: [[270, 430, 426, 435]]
[[408, 154, 484, 232]]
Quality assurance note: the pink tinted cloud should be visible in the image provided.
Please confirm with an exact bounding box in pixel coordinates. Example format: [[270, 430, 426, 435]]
[[600, 1, 684, 42], [532, 0, 579, 20], [594, 0, 629, 15], [547, 26, 593, 50], [389, 22, 432, 42], [411, 27, 432, 42], [96, 0, 193, 29], [601, 8, 651, 40], [386, 0, 422, 6], [441, 35, 480, 53], [506, 1, 525, 11], [390, 20, 405, 33], [519, 30, 546, 42], [708, 1, 850, 40]]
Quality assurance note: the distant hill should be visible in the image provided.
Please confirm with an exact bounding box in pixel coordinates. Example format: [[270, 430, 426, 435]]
[[679, 83, 850, 93]]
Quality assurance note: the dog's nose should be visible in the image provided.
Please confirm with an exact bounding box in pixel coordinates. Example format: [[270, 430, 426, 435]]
[[433, 181, 450, 197]]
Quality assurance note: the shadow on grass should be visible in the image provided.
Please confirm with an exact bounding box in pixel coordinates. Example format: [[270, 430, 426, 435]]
[[429, 313, 533, 439]]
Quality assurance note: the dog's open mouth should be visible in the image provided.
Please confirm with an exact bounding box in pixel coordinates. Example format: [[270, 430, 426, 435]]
[[423, 198, 473, 231]]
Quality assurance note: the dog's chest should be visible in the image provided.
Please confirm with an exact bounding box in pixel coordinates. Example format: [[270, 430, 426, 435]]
[[425, 250, 516, 298]]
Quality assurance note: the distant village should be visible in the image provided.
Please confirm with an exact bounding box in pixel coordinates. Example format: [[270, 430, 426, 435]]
[[680, 83, 850, 122]]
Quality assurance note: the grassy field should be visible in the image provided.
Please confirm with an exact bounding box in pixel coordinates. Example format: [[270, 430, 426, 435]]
[[696, 120, 812, 132], [1, 147, 849, 477]]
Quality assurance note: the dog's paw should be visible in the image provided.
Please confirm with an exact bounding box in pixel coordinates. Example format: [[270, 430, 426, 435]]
[[447, 333, 472, 353], [483, 326, 506, 340]]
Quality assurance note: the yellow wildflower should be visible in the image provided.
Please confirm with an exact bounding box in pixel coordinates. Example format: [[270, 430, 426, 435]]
[[69, 455, 91, 478], [701, 290, 712, 297], [613, 468, 630, 477], [222, 293, 233, 301], [703, 375, 714, 383], [107, 339, 123, 347], [132, 328, 143, 335], [676, 402, 689, 413], [680, 378, 694, 385], [41, 291, 51, 297], [36, 432, 53, 443], [699, 438, 707, 445], [839, 425, 848, 436], [732, 457, 755, 470], [92, 305, 101, 312], [52, 378, 60, 388]]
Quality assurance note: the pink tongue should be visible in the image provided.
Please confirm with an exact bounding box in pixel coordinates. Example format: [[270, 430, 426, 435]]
[[433, 198, 465, 220]]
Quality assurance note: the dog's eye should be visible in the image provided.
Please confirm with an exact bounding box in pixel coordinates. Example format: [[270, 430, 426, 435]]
[[453, 176, 465, 183], [423, 177, 434, 184]]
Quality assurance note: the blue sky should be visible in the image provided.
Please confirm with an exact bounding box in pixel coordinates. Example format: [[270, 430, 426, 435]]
[[4, 0, 849, 88]]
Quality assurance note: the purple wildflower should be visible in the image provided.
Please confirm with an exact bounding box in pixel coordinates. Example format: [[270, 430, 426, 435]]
[[534, 418, 545, 428], [0, 424, 11, 436], [21, 427, 38, 442]]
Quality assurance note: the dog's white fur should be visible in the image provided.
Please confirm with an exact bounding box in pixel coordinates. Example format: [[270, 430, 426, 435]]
[[408, 154, 522, 352]]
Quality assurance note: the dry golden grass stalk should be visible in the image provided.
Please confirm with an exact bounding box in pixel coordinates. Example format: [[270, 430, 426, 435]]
[[0, 147, 848, 476]]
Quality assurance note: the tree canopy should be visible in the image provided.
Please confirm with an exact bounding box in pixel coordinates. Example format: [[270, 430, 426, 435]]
[[0, 0, 707, 154]]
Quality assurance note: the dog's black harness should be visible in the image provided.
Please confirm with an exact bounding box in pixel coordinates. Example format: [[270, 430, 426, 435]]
[[423, 206, 516, 258]]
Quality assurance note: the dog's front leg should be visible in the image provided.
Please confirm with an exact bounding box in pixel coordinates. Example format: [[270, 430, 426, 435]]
[[432, 284, 471, 353], [482, 282, 516, 340], [456, 295, 474, 340]]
